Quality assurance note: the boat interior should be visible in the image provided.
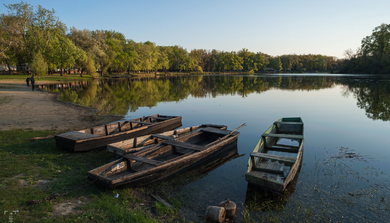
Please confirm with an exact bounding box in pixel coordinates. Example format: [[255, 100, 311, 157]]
[[108, 124, 227, 152], [249, 118, 304, 184], [96, 127, 234, 180], [79, 115, 176, 136]]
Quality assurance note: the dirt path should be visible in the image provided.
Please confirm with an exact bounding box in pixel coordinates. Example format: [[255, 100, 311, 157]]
[[0, 80, 122, 132]]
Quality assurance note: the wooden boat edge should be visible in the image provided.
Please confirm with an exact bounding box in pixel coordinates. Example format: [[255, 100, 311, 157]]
[[87, 131, 240, 188], [245, 117, 304, 193]]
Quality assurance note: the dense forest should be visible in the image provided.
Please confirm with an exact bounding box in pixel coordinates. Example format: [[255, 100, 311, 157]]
[[340, 24, 390, 74], [1, 2, 388, 76]]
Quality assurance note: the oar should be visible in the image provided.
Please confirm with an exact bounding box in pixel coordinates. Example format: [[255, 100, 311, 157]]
[[205, 123, 246, 148]]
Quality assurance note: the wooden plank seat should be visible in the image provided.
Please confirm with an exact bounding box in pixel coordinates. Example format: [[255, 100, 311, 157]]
[[201, 127, 231, 135], [274, 121, 304, 125], [162, 140, 205, 151], [151, 134, 176, 141], [124, 153, 163, 166], [265, 145, 299, 153], [145, 116, 169, 120], [251, 152, 296, 164], [262, 133, 303, 140], [274, 143, 300, 149], [254, 161, 285, 174], [129, 121, 153, 125]]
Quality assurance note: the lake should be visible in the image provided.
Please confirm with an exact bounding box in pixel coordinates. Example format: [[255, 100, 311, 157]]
[[42, 73, 390, 222]]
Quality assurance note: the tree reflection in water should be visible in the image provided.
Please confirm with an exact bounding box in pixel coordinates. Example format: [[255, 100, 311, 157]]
[[41, 75, 390, 121]]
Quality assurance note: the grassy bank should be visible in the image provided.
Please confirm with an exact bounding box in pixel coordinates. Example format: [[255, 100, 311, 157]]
[[0, 129, 186, 223]]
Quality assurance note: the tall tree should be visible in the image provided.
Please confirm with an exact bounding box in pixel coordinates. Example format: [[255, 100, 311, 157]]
[[169, 45, 188, 73], [49, 34, 86, 76], [2, 2, 65, 66]]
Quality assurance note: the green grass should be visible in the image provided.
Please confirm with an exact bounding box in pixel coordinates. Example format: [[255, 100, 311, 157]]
[[0, 129, 178, 222]]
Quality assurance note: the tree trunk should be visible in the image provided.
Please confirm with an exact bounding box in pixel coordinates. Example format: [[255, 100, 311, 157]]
[[60, 66, 63, 76], [6, 63, 11, 75]]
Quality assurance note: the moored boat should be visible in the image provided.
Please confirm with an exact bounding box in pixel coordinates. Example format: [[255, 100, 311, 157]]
[[245, 117, 304, 193], [107, 124, 227, 156], [87, 124, 244, 188], [54, 114, 182, 152]]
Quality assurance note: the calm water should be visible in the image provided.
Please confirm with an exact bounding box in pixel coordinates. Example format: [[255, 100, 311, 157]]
[[42, 74, 390, 222]]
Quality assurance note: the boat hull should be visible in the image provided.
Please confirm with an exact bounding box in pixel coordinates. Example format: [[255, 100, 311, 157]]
[[54, 115, 182, 152], [88, 128, 239, 188], [245, 117, 304, 193]]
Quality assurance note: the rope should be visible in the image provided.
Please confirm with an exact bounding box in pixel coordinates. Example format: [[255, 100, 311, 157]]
[[27, 179, 97, 205]]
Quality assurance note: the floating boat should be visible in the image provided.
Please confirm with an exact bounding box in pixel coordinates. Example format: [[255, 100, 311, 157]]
[[245, 158, 303, 210], [87, 124, 243, 188], [245, 117, 304, 193], [54, 114, 182, 152], [107, 124, 227, 156]]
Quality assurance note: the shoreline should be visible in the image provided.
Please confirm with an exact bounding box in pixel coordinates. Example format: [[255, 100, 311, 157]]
[[0, 80, 122, 132]]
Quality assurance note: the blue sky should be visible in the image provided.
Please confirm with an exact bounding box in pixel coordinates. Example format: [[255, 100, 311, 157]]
[[1, 0, 389, 58]]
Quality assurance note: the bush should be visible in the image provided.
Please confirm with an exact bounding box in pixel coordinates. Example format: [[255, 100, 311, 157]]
[[30, 52, 47, 76]]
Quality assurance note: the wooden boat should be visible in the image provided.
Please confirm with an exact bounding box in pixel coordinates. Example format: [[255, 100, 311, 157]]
[[245, 158, 303, 211], [87, 125, 242, 188], [245, 117, 304, 193], [107, 124, 227, 156], [54, 114, 182, 152]]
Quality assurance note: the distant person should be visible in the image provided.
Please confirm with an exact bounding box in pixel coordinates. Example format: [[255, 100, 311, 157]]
[[30, 75, 35, 91], [26, 76, 30, 87]]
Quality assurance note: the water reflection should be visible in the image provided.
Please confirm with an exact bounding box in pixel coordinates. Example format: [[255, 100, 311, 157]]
[[39, 74, 390, 121]]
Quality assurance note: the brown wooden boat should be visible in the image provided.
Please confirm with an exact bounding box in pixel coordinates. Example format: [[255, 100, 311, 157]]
[[245, 117, 304, 193], [107, 124, 227, 156], [54, 114, 182, 152], [87, 125, 242, 188]]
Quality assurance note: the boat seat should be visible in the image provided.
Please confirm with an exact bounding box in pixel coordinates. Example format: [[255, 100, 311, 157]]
[[124, 154, 163, 166], [129, 121, 153, 125], [151, 134, 175, 141], [254, 160, 285, 174], [201, 127, 231, 135], [162, 140, 205, 151], [262, 133, 303, 140], [274, 143, 299, 149], [273, 121, 303, 125], [250, 152, 296, 164], [145, 116, 169, 120], [265, 145, 299, 153]]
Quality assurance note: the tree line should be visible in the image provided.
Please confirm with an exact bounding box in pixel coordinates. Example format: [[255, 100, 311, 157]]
[[0, 2, 341, 77], [340, 23, 390, 74]]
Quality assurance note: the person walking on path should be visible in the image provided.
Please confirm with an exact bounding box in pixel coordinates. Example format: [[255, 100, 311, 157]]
[[26, 76, 30, 86], [30, 75, 35, 91]]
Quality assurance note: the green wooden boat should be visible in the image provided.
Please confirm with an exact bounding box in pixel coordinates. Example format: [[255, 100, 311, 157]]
[[245, 117, 304, 193]]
